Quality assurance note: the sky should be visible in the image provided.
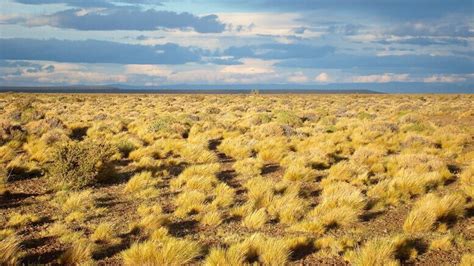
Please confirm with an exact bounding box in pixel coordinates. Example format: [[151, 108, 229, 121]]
[[0, 0, 473, 91]]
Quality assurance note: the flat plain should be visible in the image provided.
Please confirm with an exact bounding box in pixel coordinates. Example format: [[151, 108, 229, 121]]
[[0, 93, 473, 265]]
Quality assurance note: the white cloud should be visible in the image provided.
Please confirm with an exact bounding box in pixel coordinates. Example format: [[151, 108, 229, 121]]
[[352, 73, 410, 83], [2, 61, 127, 84], [220, 58, 276, 75], [217, 12, 301, 36], [125, 64, 172, 77], [315, 72, 330, 82], [288, 72, 308, 83], [423, 74, 468, 83]]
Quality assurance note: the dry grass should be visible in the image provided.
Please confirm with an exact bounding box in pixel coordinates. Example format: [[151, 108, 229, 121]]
[[1, 94, 472, 265], [403, 193, 466, 233], [124, 171, 160, 199], [429, 234, 454, 251], [7, 212, 40, 228], [283, 163, 316, 181], [205, 234, 290, 265], [59, 240, 95, 265], [174, 190, 207, 218], [0, 234, 22, 265], [293, 182, 366, 234], [350, 235, 416, 266], [91, 222, 120, 244], [133, 203, 169, 233], [242, 208, 268, 229], [460, 162, 474, 198], [233, 158, 263, 178], [460, 253, 474, 266], [122, 238, 201, 265]]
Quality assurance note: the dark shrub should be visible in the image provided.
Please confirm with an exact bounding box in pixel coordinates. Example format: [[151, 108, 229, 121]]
[[47, 140, 116, 190]]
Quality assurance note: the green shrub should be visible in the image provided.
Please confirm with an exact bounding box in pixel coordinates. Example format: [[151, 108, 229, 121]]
[[274, 110, 302, 126], [47, 140, 116, 190]]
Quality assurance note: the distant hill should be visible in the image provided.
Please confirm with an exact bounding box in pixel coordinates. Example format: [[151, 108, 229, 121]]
[[0, 82, 473, 93], [0, 85, 381, 94]]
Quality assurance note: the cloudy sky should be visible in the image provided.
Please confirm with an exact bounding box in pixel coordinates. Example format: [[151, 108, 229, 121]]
[[0, 0, 473, 90]]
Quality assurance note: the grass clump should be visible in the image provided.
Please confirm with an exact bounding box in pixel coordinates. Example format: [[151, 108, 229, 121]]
[[293, 182, 366, 234], [350, 235, 418, 266], [205, 246, 246, 266], [218, 136, 254, 160], [0, 234, 22, 265], [233, 158, 263, 178], [180, 143, 217, 164], [460, 253, 474, 266], [206, 234, 290, 266], [47, 140, 116, 190], [324, 161, 370, 187], [255, 137, 289, 164], [133, 204, 169, 232], [212, 183, 235, 208], [52, 190, 99, 223], [429, 234, 454, 251], [174, 190, 207, 218], [266, 182, 307, 224], [283, 163, 316, 181], [242, 208, 268, 229], [59, 239, 95, 265], [403, 193, 465, 233], [243, 176, 274, 210], [124, 171, 160, 199], [369, 154, 453, 207], [201, 210, 223, 227], [122, 238, 201, 265], [0, 168, 7, 195], [315, 236, 358, 257], [91, 223, 120, 244], [7, 213, 40, 228], [460, 162, 474, 198]]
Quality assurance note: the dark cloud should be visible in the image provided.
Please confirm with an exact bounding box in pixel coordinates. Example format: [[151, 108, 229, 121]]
[[278, 54, 474, 74], [374, 37, 469, 47], [225, 0, 473, 19], [224, 43, 335, 59], [327, 23, 362, 35], [0, 38, 201, 64], [389, 22, 474, 38], [206, 58, 242, 65], [0, 60, 42, 67], [13, 0, 164, 8], [0, 60, 55, 76], [136, 35, 150, 41], [10, 8, 226, 33], [292, 27, 307, 34]]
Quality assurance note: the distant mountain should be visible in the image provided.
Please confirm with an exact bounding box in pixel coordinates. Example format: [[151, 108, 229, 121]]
[[0, 82, 473, 93], [0, 85, 380, 94], [0, 85, 121, 93]]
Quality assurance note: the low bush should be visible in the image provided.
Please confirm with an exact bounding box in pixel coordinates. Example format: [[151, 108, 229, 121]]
[[47, 140, 116, 190]]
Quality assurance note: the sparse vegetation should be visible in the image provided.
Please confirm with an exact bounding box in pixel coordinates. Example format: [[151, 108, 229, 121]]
[[1, 94, 472, 264]]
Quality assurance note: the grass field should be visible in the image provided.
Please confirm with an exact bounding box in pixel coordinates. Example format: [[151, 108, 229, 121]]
[[0, 93, 473, 265]]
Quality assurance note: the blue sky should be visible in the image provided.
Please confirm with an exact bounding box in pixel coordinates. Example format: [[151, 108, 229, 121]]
[[0, 0, 473, 90]]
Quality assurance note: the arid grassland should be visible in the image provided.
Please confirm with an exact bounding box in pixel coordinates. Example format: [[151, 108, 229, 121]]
[[0, 93, 473, 265]]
